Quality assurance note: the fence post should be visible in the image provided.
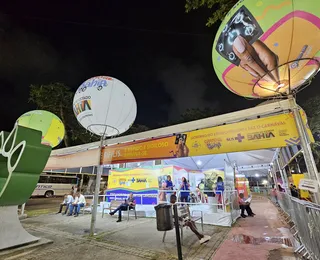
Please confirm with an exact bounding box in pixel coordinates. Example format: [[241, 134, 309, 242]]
[[21, 203, 25, 215]]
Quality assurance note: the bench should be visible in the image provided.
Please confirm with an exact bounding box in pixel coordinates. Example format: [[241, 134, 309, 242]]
[[162, 205, 203, 245], [80, 199, 93, 215], [102, 200, 137, 221]]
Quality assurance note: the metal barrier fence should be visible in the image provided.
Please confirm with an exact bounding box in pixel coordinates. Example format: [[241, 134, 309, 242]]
[[157, 189, 240, 224], [272, 191, 320, 260], [94, 190, 240, 220]]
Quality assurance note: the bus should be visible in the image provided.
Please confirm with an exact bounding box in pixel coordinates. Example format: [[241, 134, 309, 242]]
[[32, 174, 79, 198]]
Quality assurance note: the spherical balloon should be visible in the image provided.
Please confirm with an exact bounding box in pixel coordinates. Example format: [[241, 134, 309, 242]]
[[16, 110, 65, 148], [212, 0, 320, 98], [73, 76, 137, 137]]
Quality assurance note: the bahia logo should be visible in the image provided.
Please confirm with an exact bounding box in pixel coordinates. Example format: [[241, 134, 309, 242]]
[[248, 131, 275, 141]]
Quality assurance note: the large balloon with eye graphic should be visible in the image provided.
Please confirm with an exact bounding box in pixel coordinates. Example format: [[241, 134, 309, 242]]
[[212, 0, 320, 98], [73, 76, 137, 137], [16, 110, 65, 148]]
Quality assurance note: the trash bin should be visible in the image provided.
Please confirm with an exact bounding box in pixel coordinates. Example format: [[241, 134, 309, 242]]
[[154, 204, 174, 231]]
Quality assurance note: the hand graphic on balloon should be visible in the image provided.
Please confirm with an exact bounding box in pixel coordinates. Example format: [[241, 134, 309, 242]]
[[233, 35, 280, 84]]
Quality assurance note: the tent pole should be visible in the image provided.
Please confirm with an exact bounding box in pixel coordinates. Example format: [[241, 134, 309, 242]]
[[276, 159, 290, 195], [288, 95, 320, 204], [271, 165, 279, 192], [90, 135, 105, 236]]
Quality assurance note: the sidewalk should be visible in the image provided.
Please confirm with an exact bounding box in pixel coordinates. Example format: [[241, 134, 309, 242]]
[[5, 211, 229, 260], [213, 197, 298, 260]]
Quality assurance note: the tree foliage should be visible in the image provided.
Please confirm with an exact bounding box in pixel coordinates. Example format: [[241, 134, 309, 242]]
[[169, 107, 219, 125], [123, 124, 150, 135], [29, 82, 150, 147], [29, 82, 100, 147], [301, 95, 320, 167], [301, 96, 320, 134], [185, 0, 238, 26]]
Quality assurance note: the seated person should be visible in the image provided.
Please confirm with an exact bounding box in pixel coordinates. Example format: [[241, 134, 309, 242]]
[[57, 192, 74, 215], [109, 193, 136, 222], [159, 182, 167, 203], [170, 194, 211, 245], [68, 192, 86, 217], [239, 193, 255, 218], [290, 184, 299, 198]]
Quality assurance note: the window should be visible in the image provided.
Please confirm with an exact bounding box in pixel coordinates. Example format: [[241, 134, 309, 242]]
[[38, 175, 77, 185], [39, 176, 49, 183]]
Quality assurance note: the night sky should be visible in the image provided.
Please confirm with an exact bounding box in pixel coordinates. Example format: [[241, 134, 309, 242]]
[[0, 0, 318, 132]]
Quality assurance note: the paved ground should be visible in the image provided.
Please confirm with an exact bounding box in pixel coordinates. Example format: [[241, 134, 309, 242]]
[[213, 197, 299, 260], [4, 211, 229, 260], [7, 196, 299, 260]]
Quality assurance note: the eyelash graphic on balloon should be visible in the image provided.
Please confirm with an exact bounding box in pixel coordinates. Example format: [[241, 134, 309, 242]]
[[215, 6, 280, 84]]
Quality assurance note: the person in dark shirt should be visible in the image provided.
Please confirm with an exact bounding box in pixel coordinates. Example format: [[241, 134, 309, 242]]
[[290, 184, 299, 198], [180, 177, 190, 203], [165, 175, 174, 201], [109, 193, 136, 222], [239, 193, 255, 218]]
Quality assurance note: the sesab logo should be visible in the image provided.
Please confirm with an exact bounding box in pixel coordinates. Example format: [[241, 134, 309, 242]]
[[227, 133, 245, 143]]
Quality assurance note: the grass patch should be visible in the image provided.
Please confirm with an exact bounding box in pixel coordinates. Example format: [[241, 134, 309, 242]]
[[25, 208, 57, 217]]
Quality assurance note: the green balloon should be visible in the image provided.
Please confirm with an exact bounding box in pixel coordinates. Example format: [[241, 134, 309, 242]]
[[17, 110, 65, 148]]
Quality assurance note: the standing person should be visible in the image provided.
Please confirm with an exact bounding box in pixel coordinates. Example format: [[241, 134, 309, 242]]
[[216, 177, 224, 209], [165, 175, 174, 202], [271, 184, 278, 204], [109, 193, 136, 222], [278, 184, 285, 192], [180, 177, 190, 203], [57, 192, 74, 215]]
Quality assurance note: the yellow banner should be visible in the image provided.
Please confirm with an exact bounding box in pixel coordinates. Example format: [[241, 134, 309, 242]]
[[185, 112, 310, 157], [107, 167, 173, 191], [98, 111, 313, 164], [292, 174, 309, 199]]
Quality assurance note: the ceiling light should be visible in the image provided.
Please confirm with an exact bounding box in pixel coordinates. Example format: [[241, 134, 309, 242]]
[[196, 160, 202, 166]]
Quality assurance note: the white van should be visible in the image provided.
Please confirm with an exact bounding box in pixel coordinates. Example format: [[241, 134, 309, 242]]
[[32, 174, 78, 197]]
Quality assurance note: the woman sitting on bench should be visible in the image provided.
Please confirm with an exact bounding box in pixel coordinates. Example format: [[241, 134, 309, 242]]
[[109, 193, 136, 222], [170, 194, 211, 244]]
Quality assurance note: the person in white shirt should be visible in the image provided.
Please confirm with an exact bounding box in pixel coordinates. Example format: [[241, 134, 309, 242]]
[[57, 192, 74, 215], [170, 194, 211, 245], [68, 192, 86, 217]]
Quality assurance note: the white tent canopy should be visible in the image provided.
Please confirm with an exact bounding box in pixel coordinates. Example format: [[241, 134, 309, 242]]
[[117, 149, 275, 177], [46, 100, 289, 172], [50, 99, 291, 157], [162, 149, 275, 174]]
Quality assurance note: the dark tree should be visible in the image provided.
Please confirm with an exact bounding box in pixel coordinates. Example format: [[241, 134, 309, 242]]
[[185, 0, 238, 26], [29, 82, 99, 147]]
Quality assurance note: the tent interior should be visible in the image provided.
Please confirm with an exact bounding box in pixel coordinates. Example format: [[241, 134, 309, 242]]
[[123, 149, 274, 177]]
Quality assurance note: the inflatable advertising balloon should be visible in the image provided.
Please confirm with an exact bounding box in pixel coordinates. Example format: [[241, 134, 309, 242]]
[[73, 76, 137, 137], [212, 0, 320, 98], [16, 110, 65, 148]]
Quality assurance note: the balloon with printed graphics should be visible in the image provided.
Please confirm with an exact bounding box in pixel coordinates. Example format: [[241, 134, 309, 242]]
[[212, 0, 320, 98], [16, 110, 65, 148], [73, 76, 137, 137]]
